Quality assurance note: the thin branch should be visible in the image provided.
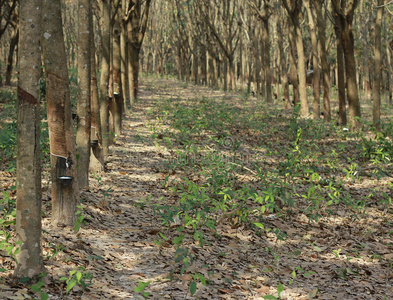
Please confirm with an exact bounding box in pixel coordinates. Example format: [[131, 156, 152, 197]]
[[110, 0, 122, 26], [374, 0, 393, 8]]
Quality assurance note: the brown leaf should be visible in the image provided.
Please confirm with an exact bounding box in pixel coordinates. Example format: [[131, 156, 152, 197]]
[[147, 228, 161, 235], [308, 288, 319, 299], [181, 275, 192, 281], [257, 285, 270, 294]]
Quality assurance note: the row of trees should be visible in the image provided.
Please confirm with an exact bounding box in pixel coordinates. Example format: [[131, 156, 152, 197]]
[[141, 0, 393, 129], [11, 0, 152, 278]]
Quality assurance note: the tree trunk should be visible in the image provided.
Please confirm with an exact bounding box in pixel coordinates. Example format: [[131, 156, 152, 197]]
[[276, 5, 290, 108], [14, 0, 44, 278], [129, 43, 140, 100], [111, 5, 123, 138], [293, 16, 308, 117], [387, 36, 393, 105], [42, 0, 79, 226], [193, 39, 198, 85], [260, 34, 266, 99], [0, 53, 3, 87], [239, 36, 244, 91], [373, 0, 383, 130], [262, 16, 272, 103], [288, 22, 299, 105], [361, 9, 371, 101], [228, 57, 236, 91], [312, 0, 331, 121], [253, 24, 261, 98], [76, 0, 91, 189], [126, 0, 152, 101], [283, 0, 308, 116], [332, 0, 361, 129], [305, 0, 320, 119], [333, 11, 347, 126], [121, 0, 130, 112], [5, 27, 18, 86], [99, 0, 111, 157], [90, 8, 104, 173]]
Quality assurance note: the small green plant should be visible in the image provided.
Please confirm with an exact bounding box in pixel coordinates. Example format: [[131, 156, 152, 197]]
[[0, 121, 17, 163], [333, 248, 342, 258], [74, 205, 86, 232], [59, 266, 93, 294], [263, 282, 284, 299], [343, 163, 359, 181], [134, 281, 150, 299], [30, 273, 49, 300], [293, 266, 317, 278], [154, 232, 170, 247], [46, 242, 64, 260], [135, 195, 153, 209], [189, 273, 207, 296], [0, 190, 20, 266]]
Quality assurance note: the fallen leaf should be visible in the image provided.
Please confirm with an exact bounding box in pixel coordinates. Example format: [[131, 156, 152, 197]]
[[257, 285, 270, 294], [308, 287, 319, 299]]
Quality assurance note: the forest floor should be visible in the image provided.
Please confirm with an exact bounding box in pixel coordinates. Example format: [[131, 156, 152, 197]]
[[1, 77, 393, 299]]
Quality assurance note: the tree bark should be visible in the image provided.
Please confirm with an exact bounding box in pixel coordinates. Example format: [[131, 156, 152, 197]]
[[76, 0, 91, 189], [14, 0, 44, 278], [262, 16, 272, 103], [373, 0, 383, 130], [126, 0, 152, 102], [312, 0, 331, 121], [120, 0, 130, 111], [193, 39, 199, 85], [42, 0, 79, 226], [361, 6, 371, 101], [333, 8, 347, 126], [111, 3, 123, 137], [90, 7, 104, 173], [276, 4, 290, 108], [283, 0, 309, 117], [288, 21, 299, 106], [5, 27, 18, 86], [304, 0, 320, 119], [387, 36, 393, 105], [332, 0, 361, 129], [99, 0, 111, 157], [260, 1, 272, 103]]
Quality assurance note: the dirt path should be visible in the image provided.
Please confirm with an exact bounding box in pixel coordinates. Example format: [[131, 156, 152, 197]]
[[42, 78, 235, 300]]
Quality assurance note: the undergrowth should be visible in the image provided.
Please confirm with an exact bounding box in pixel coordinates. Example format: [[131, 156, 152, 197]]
[[142, 94, 393, 297]]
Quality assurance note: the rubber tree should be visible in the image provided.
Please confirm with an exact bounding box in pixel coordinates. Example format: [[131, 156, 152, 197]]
[[311, 0, 331, 121], [287, 18, 300, 106], [373, 0, 383, 130], [120, 0, 130, 111], [332, 5, 347, 126], [5, 6, 18, 86], [76, 0, 92, 189], [98, 0, 111, 157], [110, 1, 123, 137], [304, 0, 320, 119], [248, 0, 273, 103], [332, 0, 361, 130], [200, 0, 240, 91], [282, 0, 308, 117], [275, 2, 290, 108], [14, 0, 44, 278], [90, 3, 105, 172], [125, 0, 152, 102], [42, 0, 79, 226], [0, 0, 17, 40]]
